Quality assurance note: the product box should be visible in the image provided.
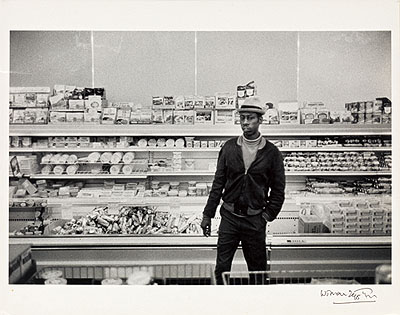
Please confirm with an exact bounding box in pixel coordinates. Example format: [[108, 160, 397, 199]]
[[193, 96, 205, 109], [195, 110, 213, 124], [163, 96, 175, 108], [23, 110, 36, 124], [129, 109, 141, 124], [298, 214, 329, 233], [340, 111, 353, 124], [264, 106, 279, 125], [33, 109, 48, 124], [184, 96, 194, 110], [152, 109, 163, 124], [372, 113, 383, 124], [9, 109, 14, 124], [280, 110, 300, 124], [138, 109, 152, 124], [215, 109, 234, 124], [175, 96, 185, 109], [49, 94, 67, 109], [358, 102, 366, 113], [49, 111, 66, 124], [163, 110, 174, 124], [84, 110, 101, 124], [115, 108, 131, 125], [36, 94, 49, 107], [301, 108, 317, 124], [66, 112, 84, 123], [215, 93, 236, 109], [204, 96, 216, 109], [12, 94, 26, 106], [329, 111, 341, 124], [85, 96, 102, 110], [152, 96, 164, 107], [316, 109, 330, 124], [68, 99, 85, 110], [365, 101, 374, 113], [357, 113, 365, 124], [101, 108, 117, 124], [278, 101, 300, 124], [174, 110, 194, 125], [381, 114, 391, 125], [24, 93, 36, 107]]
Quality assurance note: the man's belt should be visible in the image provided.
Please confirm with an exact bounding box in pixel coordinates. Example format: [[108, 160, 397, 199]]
[[222, 202, 263, 216]]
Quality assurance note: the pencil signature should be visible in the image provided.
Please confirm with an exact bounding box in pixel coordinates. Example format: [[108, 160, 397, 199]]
[[320, 287, 377, 304]]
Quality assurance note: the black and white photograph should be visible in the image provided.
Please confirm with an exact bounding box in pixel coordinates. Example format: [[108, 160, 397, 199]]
[[1, 1, 399, 315]]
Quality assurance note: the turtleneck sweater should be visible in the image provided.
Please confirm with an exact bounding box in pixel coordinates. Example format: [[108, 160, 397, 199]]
[[241, 133, 262, 172]]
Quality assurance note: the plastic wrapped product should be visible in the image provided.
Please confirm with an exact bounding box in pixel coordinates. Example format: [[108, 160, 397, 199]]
[[66, 164, 79, 175], [126, 270, 152, 285], [122, 152, 135, 164], [87, 152, 101, 163], [166, 139, 175, 148], [90, 165, 103, 174], [50, 153, 62, 164], [41, 154, 53, 164], [101, 278, 123, 285], [111, 152, 123, 164], [53, 165, 66, 175], [122, 164, 133, 175], [44, 278, 67, 285], [66, 154, 78, 164], [100, 152, 113, 163], [40, 270, 63, 280], [59, 154, 70, 164], [137, 139, 147, 148], [110, 164, 122, 175], [41, 165, 53, 175]]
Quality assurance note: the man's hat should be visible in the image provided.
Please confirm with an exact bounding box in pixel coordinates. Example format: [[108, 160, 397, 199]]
[[237, 96, 266, 115]]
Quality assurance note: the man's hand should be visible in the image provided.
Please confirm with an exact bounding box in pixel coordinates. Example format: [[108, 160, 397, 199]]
[[200, 215, 211, 237]]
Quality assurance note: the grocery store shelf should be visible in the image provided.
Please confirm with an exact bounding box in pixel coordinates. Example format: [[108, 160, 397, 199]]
[[285, 171, 391, 176], [271, 234, 391, 246], [9, 146, 391, 153], [9, 123, 392, 136], [8, 234, 391, 247], [279, 147, 391, 152], [148, 170, 215, 176], [27, 170, 392, 179], [30, 173, 147, 179]]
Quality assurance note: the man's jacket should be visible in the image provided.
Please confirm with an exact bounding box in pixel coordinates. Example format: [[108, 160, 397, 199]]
[[203, 136, 286, 221]]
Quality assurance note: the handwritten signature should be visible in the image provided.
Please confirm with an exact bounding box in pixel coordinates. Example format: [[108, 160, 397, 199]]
[[320, 287, 377, 304]]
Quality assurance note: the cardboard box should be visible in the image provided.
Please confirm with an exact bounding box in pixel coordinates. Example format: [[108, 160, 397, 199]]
[[23, 110, 36, 124], [301, 108, 316, 124], [68, 99, 85, 110], [195, 110, 213, 124], [298, 214, 329, 233], [152, 96, 164, 107], [215, 109, 234, 124], [215, 93, 236, 109], [174, 110, 194, 125], [204, 96, 216, 109], [115, 108, 131, 125], [102, 108, 117, 124], [12, 110, 24, 124], [163, 110, 174, 124], [85, 96, 102, 110], [66, 112, 84, 123], [84, 110, 101, 123]]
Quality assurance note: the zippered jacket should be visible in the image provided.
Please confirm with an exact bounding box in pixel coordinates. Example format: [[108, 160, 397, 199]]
[[203, 137, 285, 221]]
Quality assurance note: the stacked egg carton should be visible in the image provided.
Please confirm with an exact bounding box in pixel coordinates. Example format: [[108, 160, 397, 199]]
[[325, 200, 391, 235]]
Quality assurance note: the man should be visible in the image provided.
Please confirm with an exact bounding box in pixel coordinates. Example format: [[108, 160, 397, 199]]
[[201, 96, 286, 285]]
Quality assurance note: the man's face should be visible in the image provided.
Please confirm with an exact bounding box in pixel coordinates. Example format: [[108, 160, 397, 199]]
[[240, 112, 262, 138]]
